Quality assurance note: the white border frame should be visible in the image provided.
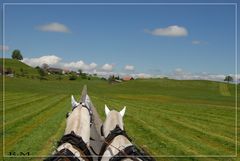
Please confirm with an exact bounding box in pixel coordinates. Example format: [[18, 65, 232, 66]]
[[2, 2, 238, 158]]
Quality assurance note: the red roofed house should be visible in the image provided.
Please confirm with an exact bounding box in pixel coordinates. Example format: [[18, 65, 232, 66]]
[[122, 76, 134, 81]]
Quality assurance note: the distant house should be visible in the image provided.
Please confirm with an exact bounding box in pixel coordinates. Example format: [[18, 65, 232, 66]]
[[115, 79, 122, 83], [47, 67, 63, 74], [122, 76, 134, 81]]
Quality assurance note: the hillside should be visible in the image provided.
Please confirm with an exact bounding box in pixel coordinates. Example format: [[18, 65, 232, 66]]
[[0, 58, 38, 76]]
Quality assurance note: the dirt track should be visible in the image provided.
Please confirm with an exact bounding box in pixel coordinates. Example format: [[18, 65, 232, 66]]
[[80, 85, 104, 161]]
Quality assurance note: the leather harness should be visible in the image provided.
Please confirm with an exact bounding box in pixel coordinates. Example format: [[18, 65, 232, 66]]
[[44, 131, 93, 161], [98, 125, 155, 161], [44, 148, 79, 161], [109, 145, 155, 161]]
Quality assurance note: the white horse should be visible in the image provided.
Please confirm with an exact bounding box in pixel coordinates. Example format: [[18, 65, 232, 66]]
[[45, 95, 93, 161], [99, 105, 155, 161], [64, 95, 91, 144]]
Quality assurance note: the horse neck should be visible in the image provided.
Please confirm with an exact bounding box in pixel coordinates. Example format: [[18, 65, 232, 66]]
[[102, 135, 133, 161], [65, 106, 90, 144]]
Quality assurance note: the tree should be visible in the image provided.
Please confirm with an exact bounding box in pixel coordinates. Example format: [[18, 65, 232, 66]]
[[224, 76, 233, 83], [12, 49, 23, 60], [108, 75, 115, 84], [78, 69, 82, 75], [42, 63, 49, 71], [37, 68, 47, 80], [69, 73, 77, 80]]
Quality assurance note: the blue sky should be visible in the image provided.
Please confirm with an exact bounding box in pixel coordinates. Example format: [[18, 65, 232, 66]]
[[1, 2, 238, 80]]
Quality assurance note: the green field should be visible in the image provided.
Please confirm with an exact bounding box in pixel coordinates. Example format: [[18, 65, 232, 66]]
[[0, 58, 39, 77], [1, 60, 240, 161]]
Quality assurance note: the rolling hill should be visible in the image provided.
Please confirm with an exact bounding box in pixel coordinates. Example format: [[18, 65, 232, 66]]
[[0, 58, 38, 76]]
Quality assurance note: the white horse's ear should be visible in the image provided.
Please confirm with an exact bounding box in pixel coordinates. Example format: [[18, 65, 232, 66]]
[[105, 104, 110, 116], [71, 95, 79, 108], [120, 106, 126, 117]]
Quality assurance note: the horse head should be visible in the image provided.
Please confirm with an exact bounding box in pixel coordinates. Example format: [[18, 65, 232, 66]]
[[102, 104, 126, 138]]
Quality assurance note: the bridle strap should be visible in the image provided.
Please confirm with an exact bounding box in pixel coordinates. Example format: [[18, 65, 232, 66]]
[[44, 148, 80, 161], [81, 102, 94, 126], [70, 102, 94, 126], [98, 125, 132, 161]]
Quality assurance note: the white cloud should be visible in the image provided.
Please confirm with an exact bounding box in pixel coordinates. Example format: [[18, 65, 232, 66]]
[[63, 61, 97, 71], [130, 73, 152, 79], [0, 45, 9, 51], [192, 40, 208, 45], [22, 55, 61, 67], [145, 25, 188, 37], [101, 64, 113, 71], [173, 68, 192, 77], [192, 40, 201, 45], [36, 22, 71, 33], [124, 65, 135, 71], [167, 68, 240, 82]]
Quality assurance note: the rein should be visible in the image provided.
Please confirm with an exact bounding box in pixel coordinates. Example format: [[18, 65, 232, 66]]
[[98, 125, 155, 161]]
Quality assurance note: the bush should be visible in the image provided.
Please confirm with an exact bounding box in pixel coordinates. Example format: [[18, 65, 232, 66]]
[[69, 74, 77, 80], [57, 75, 63, 81], [81, 73, 87, 79], [5, 68, 13, 74]]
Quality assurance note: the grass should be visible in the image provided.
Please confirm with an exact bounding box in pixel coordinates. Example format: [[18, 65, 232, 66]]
[[0, 75, 239, 161]]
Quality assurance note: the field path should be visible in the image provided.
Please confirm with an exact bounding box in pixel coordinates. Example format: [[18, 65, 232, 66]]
[[81, 85, 104, 161]]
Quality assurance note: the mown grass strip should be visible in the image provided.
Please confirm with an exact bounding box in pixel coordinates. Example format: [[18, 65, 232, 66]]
[[7, 96, 68, 156], [122, 98, 234, 152], [37, 119, 66, 156], [94, 95, 235, 128], [0, 93, 39, 102], [5, 94, 52, 111], [4, 93, 46, 106], [113, 96, 234, 124], [5, 95, 68, 153], [93, 92, 234, 118], [114, 95, 235, 118], [4, 94, 63, 125]]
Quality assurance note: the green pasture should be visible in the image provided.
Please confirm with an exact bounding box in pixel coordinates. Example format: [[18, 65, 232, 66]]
[[1, 75, 239, 161], [0, 58, 39, 76]]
